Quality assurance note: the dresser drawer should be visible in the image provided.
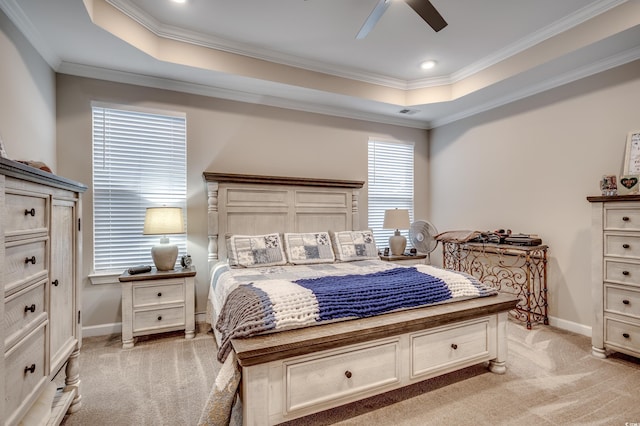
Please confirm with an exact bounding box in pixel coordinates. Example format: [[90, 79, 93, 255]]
[[285, 339, 400, 413], [4, 239, 47, 291], [133, 306, 185, 332], [4, 192, 48, 235], [604, 233, 640, 259], [605, 204, 640, 230], [604, 259, 640, 286], [604, 317, 640, 354], [4, 323, 48, 423], [411, 318, 490, 378], [605, 284, 640, 319], [4, 280, 47, 350], [133, 281, 185, 307]]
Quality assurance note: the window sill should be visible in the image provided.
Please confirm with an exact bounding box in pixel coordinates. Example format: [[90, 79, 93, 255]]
[[89, 271, 123, 285]]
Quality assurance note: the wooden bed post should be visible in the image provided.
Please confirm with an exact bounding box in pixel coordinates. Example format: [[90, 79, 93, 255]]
[[206, 180, 219, 272], [352, 189, 360, 230]]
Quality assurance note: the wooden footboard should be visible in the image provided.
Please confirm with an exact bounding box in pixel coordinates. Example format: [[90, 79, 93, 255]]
[[232, 294, 517, 425]]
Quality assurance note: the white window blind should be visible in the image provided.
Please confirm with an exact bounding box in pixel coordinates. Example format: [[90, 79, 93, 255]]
[[368, 139, 414, 250], [92, 105, 187, 272]]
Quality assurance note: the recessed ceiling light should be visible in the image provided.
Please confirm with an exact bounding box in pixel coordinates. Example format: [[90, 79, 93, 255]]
[[420, 60, 437, 70], [171, 0, 187, 4]]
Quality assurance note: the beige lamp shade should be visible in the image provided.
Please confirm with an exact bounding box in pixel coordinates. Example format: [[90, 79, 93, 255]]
[[143, 207, 185, 271], [383, 208, 410, 256]]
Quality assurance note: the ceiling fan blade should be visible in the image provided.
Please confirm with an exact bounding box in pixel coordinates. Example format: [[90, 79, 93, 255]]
[[405, 0, 448, 32], [356, 0, 391, 39]]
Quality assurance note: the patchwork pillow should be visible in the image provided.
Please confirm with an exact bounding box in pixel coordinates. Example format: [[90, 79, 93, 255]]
[[283, 232, 335, 265], [330, 230, 379, 262], [226, 233, 287, 268]]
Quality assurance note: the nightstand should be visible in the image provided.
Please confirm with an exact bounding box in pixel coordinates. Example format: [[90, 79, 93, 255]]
[[379, 254, 428, 265], [118, 267, 196, 349]]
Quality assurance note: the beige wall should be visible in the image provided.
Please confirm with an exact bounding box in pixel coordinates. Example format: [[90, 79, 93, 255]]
[[0, 9, 56, 168], [429, 59, 640, 332], [55, 74, 429, 329]]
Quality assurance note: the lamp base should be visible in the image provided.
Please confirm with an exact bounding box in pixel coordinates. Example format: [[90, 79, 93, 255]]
[[389, 230, 407, 256], [151, 242, 178, 271]]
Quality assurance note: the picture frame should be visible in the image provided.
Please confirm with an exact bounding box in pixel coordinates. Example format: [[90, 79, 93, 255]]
[[600, 175, 617, 196], [623, 130, 640, 175], [619, 174, 640, 195], [0, 134, 7, 159]]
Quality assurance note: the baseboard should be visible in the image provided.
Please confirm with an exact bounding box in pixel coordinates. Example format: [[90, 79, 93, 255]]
[[82, 312, 209, 337], [547, 315, 592, 337]]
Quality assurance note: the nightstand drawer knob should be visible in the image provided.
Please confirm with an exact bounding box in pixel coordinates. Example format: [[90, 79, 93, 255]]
[[157, 316, 162, 321], [24, 364, 36, 374], [623, 299, 630, 305], [623, 243, 630, 249], [623, 333, 630, 339], [623, 216, 630, 222], [344, 370, 352, 379], [157, 292, 162, 297], [622, 270, 630, 276], [451, 343, 458, 350], [24, 304, 36, 313], [52, 279, 59, 287], [24, 256, 36, 265], [24, 208, 36, 216]]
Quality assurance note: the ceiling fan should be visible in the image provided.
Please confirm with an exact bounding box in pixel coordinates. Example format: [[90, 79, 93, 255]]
[[356, 0, 448, 39]]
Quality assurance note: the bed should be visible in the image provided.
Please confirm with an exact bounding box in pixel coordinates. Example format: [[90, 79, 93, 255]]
[[201, 172, 517, 425]]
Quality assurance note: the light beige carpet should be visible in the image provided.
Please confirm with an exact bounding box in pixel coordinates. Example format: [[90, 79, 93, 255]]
[[61, 321, 640, 426]]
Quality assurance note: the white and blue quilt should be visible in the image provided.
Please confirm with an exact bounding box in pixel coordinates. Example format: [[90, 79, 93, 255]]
[[210, 260, 497, 362]]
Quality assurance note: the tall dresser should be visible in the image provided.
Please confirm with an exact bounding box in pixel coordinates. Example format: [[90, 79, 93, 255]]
[[1, 158, 86, 425], [588, 195, 640, 359]]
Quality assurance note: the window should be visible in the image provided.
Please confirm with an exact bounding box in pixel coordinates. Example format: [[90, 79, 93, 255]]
[[92, 104, 187, 273], [368, 139, 414, 250]]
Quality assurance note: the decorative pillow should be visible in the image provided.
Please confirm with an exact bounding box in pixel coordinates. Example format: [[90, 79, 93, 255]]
[[226, 233, 287, 268], [283, 232, 335, 265], [330, 230, 379, 262]]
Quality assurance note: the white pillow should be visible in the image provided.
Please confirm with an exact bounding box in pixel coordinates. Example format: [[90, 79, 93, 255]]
[[226, 233, 287, 268], [284, 232, 335, 265], [330, 230, 379, 262]]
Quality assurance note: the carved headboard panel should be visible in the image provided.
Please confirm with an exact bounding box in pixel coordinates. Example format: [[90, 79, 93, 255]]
[[202, 172, 364, 272]]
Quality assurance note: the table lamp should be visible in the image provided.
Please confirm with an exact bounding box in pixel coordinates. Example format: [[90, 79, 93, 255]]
[[143, 207, 185, 271], [383, 208, 410, 256]]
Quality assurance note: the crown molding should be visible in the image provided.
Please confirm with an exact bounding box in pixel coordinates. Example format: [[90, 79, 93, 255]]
[[0, 0, 61, 68], [431, 44, 640, 128], [57, 62, 431, 129]]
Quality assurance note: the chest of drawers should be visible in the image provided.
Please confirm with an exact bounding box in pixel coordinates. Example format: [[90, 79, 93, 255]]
[[1, 158, 86, 425], [588, 195, 640, 359]]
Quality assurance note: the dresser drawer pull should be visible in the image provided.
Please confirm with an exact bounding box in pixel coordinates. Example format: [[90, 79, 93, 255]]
[[451, 343, 458, 350], [24, 364, 36, 374], [24, 256, 36, 265], [622, 333, 630, 339], [623, 216, 630, 222], [24, 208, 36, 216], [623, 243, 630, 249], [52, 279, 59, 287], [344, 370, 352, 379], [622, 270, 630, 276], [623, 299, 630, 305], [157, 316, 163, 321], [24, 304, 36, 313], [157, 292, 162, 297]]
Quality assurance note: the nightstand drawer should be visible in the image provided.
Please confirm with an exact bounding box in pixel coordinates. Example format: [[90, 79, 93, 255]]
[[133, 306, 185, 332], [4, 322, 48, 422], [605, 284, 640, 319], [604, 259, 640, 286], [4, 192, 48, 235], [4, 279, 47, 349], [133, 281, 185, 307], [4, 239, 47, 291]]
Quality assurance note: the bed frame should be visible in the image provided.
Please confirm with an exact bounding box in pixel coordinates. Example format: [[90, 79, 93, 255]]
[[203, 172, 517, 425]]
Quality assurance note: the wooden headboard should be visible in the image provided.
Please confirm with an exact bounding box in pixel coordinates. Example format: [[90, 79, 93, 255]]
[[202, 172, 365, 271]]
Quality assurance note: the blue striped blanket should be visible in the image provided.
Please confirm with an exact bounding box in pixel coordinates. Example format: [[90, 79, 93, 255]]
[[215, 264, 496, 362]]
